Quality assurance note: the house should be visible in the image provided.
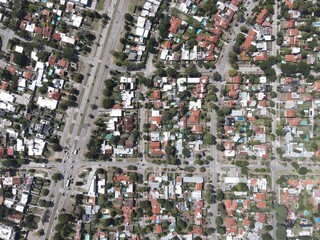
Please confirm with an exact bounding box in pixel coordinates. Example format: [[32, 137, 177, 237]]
[[189, 109, 200, 124], [169, 17, 182, 34], [254, 52, 267, 61], [256, 9, 268, 24]]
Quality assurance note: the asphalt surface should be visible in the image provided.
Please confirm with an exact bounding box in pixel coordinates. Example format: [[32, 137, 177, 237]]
[[43, 0, 129, 239]]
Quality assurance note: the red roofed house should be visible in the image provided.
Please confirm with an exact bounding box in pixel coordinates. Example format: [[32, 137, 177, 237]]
[[314, 82, 320, 91], [230, 75, 241, 84], [226, 218, 237, 228], [248, 29, 257, 38], [151, 199, 161, 214], [254, 52, 268, 61], [169, 17, 182, 34], [257, 202, 267, 208], [155, 224, 162, 234], [287, 118, 301, 126], [1, 82, 9, 91], [192, 125, 203, 134], [256, 212, 267, 222], [152, 90, 161, 100], [285, 54, 295, 63], [286, 20, 295, 29], [58, 59, 70, 69], [189, 109, 200, 124], [243, 36, 253, 50], [7, 147, 14, 156], [254, 193, 266, 201], [285, 109, 296, 118], [49, 56, 57, 66], [192, 226, 203, 235], [53, 32, 61, 41], [150, 142, 161, 150], [220, 20, 229, 30], [256, 9, 268, 25]]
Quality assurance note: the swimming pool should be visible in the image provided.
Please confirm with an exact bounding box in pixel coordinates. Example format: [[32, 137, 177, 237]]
[[201, 19, 207, 26], [196, 29, 202, 34], [236, 117, 244, 121], [304, 211, 309, 216], [300, 120, 307, 125], [314, 22, 320, 27]]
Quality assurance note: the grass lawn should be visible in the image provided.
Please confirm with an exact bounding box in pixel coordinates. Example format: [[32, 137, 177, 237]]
[[95, 0, 106, 11], [69, 123, 75, 135], [128, 0, 145, 13]]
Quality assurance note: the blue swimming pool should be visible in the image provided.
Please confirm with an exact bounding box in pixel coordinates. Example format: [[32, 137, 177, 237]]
[[304, 211, 309, 216], [201, 19, 207, 26], [301, 120, 307, 125], [196, 28, 202, 34], [236, 117, 244, 121]]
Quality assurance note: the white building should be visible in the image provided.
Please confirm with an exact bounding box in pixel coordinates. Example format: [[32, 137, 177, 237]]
[[0, 225, 15, 240]]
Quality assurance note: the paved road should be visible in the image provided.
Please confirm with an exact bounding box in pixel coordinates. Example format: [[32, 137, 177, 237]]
[[44, 0, 129, 239], [209, 1, 260, 239]]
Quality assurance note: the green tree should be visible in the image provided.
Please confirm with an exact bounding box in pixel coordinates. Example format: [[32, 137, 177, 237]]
[[276, 224, 287, 240], [62, 47, 76, 61], [185, 64, 200, 77], [14, 52, 28, 67], [275, 205, 288, 223], [204, 133, 216, 145], [124, 13, 134, 22], [177, 219, 188, 229], [139, 200, 152, 211], [73, 73, 83, 83], [216, 189, 225, 201], [52, 173, 63, 181], [102, 98, 115, 109], [166, 67, 178, 78], [215, 216, 223, 226], [217, 226, 226, 235], [298, 167, 308, 175], [41, 189, 49, 196], [58, 214, 71, 224]]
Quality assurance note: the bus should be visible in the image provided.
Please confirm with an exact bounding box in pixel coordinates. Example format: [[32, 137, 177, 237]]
[[65, 179, 71, 188]]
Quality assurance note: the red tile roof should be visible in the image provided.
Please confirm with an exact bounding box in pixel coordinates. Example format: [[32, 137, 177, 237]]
[[7, 147, 13, 156], [243, 36, 253, 50], [150, 142, 161, 149], [169, 17, 182, 34], [52, 32, 61, 41], [285, 109, 296, 118], [58, 59, 69, 69], [188, 109, 200, 124], [152, 90, 161, 100], [254, 52, 268, 61], [286, 20, 295, 28], [255, 193, 266, 201], [226, 218, 237, 228], [285, 54, 295, 63], [1, 82, 9, 91], [48, 56, 57, 66], [256, 9, 268, 24], [192, 125, 203, 133], [155, 224, 162, 234], [287, 118, 301, 126]]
